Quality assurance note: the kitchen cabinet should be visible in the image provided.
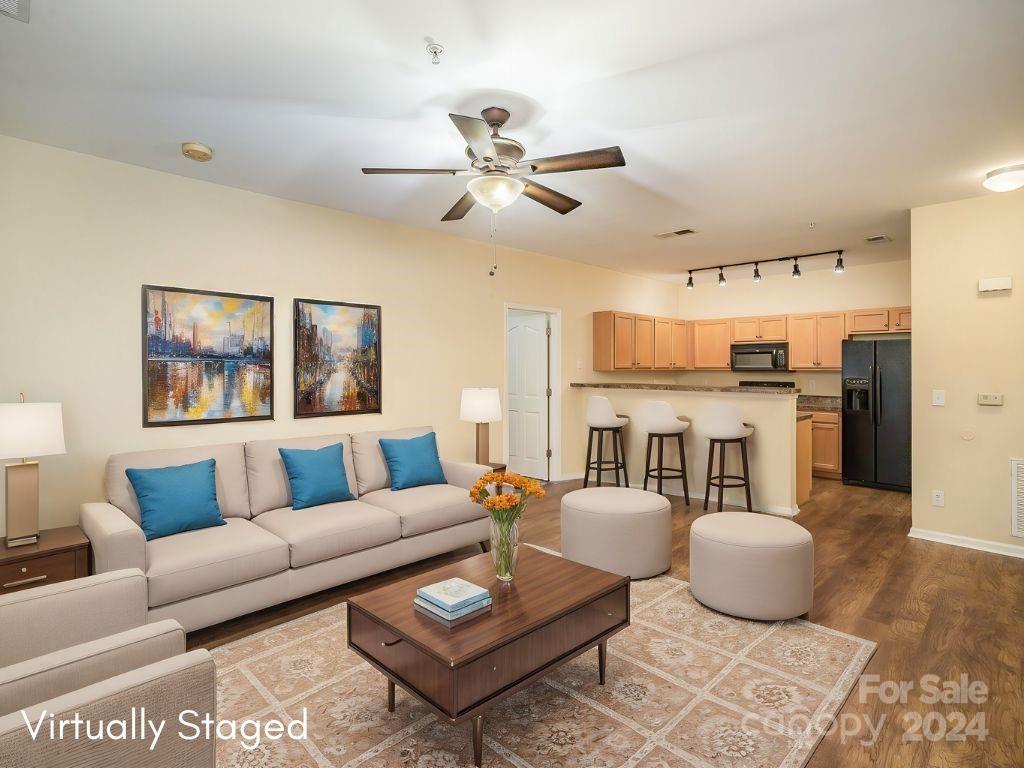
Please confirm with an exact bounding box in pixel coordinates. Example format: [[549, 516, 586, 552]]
[[653, 317, 673, 370], [890, 306, 911, 331], [671, 320, 689, 369], [731, 315, 787, 342], [846, 308, 890, 333], [593, 311, 636, 371], [693, 319, 731, 369], [809, 411, 841, 478], [788, 313, 845, 370], [634, 315, 655, 369]]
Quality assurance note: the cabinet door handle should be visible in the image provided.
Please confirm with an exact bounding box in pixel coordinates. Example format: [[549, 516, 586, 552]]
[[3, 574, 47, 589]]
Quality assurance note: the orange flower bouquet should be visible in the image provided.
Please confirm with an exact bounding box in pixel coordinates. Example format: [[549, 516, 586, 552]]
[[470, 471, 546, 582]]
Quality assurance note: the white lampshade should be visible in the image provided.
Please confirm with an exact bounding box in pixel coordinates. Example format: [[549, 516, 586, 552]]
[[0, 402, 66, 460], [466, 175, 525, 213], [460, 388, 502, 423]]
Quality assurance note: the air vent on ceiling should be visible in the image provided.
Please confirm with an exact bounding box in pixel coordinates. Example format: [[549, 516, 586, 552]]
[[865, 234, 891, 244], [1012, 459, 1024, 539], [654, 229, 696, 240], [1, 0, 29, 22]]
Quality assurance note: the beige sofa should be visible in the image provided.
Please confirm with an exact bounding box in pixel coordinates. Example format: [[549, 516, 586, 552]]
[[0, 569, 215, 767], [81, 427, 491, 631]]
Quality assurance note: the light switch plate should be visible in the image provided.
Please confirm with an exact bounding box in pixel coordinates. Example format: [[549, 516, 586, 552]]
[[932, 389, 946, 406], [978, 393, 1004, 406], [931, 490, 945, 507]]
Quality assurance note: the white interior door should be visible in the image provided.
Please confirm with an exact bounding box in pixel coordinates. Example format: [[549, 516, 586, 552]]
[[507, 310, 549, 479]]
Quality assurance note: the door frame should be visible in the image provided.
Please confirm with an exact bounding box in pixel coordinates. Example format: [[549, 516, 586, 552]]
[[503, 303, 562, 482]]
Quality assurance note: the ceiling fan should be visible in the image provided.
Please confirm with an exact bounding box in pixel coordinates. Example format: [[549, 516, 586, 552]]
[[362, 107, 625, 221]]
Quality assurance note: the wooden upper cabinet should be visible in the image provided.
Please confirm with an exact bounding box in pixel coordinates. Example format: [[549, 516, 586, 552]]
[[732, 315, 787, 342], [593, 311, 636, 371], [788, 314, 818, 369], [890, 306, 911, 331], [758, 316, 788, 341], [634, 315, 655, 369], [612, 313, 636, 369], [670, 320, 689, 370], [816, 313, 845, 369], [653, 317, 673, 370], [693, 319, 731, 369], [847, 308, 890, 333], [731, 317, 760, 343]]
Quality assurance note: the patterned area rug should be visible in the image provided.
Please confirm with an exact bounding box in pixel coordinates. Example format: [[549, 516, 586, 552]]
[[212, 572, 874, 768]]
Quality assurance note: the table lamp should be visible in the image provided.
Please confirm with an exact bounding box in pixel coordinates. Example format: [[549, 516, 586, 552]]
[[0, 398, 66, 547], [460, 388, 502, 465]]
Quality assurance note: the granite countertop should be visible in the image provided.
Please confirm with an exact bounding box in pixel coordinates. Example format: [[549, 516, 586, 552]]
[[570, 382, 800, 395], [796, 395, 842, 411], [796, 412, 814, 422]]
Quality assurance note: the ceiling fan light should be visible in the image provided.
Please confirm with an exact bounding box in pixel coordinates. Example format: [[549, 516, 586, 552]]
[[982, 163, 1024, 192], [466, 174, 525, 213]]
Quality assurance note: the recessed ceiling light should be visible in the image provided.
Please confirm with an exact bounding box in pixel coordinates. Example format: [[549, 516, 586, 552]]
[[181, 142, 213, 162], [983, 163, 1024, 192]]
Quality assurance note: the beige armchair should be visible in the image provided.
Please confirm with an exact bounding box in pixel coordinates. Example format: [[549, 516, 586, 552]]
[[0, 569, 215, 767]]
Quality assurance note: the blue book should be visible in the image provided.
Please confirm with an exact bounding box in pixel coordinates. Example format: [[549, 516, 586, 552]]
[[416, 577, 490, 612], [414, 595, 492, 621]]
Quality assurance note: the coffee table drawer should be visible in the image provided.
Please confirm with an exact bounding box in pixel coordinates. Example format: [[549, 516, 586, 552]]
[[349, 607, 453, 712], [455, 584, 627, 713]]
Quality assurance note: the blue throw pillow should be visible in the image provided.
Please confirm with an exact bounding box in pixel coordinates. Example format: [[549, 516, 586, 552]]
[[278, 443, 355, 510], [125, 459, 225, 541], [379, 432, 447, 491]]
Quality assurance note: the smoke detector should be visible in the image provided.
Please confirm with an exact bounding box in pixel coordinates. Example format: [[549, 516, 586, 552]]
[[865, 234, 891, 244], [181, 142, 213, 162], [654, 228, 696, 240], [1, 0, 30, 22]]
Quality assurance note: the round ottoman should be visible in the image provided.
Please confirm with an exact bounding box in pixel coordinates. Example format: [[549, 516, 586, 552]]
[[561, 487, 671, 579], [690, 512, 813, 620]]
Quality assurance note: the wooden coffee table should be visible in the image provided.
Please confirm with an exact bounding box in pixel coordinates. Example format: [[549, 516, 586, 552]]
[[347, 546, 629, 766]]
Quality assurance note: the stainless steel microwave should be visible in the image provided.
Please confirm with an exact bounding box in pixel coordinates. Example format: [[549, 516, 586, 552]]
[[730, 342, 789, 371]]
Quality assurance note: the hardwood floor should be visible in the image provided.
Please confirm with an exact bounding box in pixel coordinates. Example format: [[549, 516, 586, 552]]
[[189, 479, 1024, 767]]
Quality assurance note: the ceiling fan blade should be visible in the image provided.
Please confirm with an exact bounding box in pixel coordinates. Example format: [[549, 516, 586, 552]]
[[441, 192, 476, 221], [521, 146, 625, 175], [362, 168, 463, 175], [521, 180, 582, 215], [449, 114, 500, 164]]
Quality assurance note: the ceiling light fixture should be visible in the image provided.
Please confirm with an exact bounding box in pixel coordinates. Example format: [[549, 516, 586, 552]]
[[718, 268, 727, 287], [792, 258, 801, 278], [686, 271, 694, 290], [752, 263, 761, 283], [834, 251, 845, 274], [466, 173, 525, 213], [681, 249, 842, 286], [181, 142, 213, 162], [983, 163, 1024, 192]]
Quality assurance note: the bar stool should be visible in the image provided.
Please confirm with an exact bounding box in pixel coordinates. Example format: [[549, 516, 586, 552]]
[[638, 400, 690, 504], [584, 395, 629, 488], [701, 403, 754, 513]]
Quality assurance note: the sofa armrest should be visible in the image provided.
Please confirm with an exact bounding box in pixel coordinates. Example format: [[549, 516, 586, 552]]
[[0, 650, 216, 767], [0, 570, 148, 667], [441, 459, 493, 491], [0, 619, 184, 715], [80, 502, 147, 574]]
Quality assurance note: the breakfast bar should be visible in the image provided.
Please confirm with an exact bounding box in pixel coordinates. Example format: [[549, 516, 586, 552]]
[[571, 382, 802, 515]]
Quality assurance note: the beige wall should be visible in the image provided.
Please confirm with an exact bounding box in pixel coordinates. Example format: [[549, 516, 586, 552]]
[[0, 135, 680, 533], [911, 190, 1024, 550]]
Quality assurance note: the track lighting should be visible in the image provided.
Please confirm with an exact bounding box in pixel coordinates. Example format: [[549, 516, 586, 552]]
[[686, 271, 694, 290], [681, 249, 842, 285], [834, 253, 845, 274], [792, 259, 801, 278], [752, 263, 761, 283], [718, 268, 726, 287]]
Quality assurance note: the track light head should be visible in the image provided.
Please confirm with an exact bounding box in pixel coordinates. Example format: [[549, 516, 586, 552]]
[[792, 258, 801, 278], [718, 268, 726, 287], [752, 263, 761, 283], [834, 253, 845, 274], [686, 271, 694, 289]]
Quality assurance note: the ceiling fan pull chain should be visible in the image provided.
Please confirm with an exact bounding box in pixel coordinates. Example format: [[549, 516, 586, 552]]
[[489, 211, 499, 277]]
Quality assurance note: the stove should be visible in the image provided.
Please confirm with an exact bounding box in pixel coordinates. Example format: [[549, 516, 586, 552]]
[[738, 380, 797, 388]]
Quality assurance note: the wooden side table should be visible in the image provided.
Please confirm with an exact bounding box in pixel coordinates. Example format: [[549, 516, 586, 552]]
[[0, 526, 90, 595]]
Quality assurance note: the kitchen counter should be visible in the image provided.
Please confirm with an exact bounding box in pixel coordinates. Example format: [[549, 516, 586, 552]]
[[571, 382, 800, 395], [797, 395, 841, 411], [796, 412, 813, 422]]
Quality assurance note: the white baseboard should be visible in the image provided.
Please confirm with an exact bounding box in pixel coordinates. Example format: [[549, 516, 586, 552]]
[[908, 527, 1024, 560]]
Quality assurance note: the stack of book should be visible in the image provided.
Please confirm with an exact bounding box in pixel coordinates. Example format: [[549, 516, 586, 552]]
[[414, 577, 491, 628]]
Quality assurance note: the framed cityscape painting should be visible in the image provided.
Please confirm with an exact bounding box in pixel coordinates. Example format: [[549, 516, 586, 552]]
[[142, 285, 274, 427], [294, 299, 381, 417]]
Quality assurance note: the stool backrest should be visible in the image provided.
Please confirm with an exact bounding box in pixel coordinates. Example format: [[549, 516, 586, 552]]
[[638, 400, 678, 432], [701, 402, 746, 439], [586, 395, 617, 427]]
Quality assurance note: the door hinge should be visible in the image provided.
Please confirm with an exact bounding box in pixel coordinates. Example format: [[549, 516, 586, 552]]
[[545, 449, 552, 458], [545, 387, 552, 397], [546, 326, 552, 337]]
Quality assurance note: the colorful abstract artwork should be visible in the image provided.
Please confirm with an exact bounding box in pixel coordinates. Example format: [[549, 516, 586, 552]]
[[294, 299, 381, 417], [142, 285, 273, 426]]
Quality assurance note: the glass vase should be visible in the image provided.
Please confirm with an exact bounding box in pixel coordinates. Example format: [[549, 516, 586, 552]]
[[490, 517, 519, 582]]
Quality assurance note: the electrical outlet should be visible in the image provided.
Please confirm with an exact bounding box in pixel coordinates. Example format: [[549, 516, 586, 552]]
[[932, 389, 946, 406], [931, 490, 945, 507], [977, 393, 1004, 406]]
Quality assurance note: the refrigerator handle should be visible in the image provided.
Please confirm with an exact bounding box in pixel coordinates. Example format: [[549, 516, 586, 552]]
[[874, 363, 882, 426]]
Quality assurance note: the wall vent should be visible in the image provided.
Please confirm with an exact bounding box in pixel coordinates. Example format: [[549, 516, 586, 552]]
[[865, 234, 891, 244], [1013, 459, 1024, 538], [654, 229, 696, 240], [1, 0, 29, 22]]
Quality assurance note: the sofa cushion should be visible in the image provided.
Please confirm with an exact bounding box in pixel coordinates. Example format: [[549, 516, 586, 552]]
[[106, 443, 251, 524], [252, 500, 401, 567], [379, 432, 447, 490], [245, 434, 357, 515], [145, 518, 288, 607], [350, 426, 432, 496], [125, 458, 225, 541], [361, 484, 487, 537], [279, 443, 355, 510]]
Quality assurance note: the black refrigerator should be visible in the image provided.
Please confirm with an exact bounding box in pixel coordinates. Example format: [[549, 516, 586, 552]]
[[841, 339, 911, 492]]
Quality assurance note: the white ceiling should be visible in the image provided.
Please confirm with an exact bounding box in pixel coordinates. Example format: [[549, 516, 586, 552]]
[[2, 0, 1023, 281]]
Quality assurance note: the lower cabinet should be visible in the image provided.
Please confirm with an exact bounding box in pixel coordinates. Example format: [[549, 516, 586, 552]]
[[809, 411, 841, 478]]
